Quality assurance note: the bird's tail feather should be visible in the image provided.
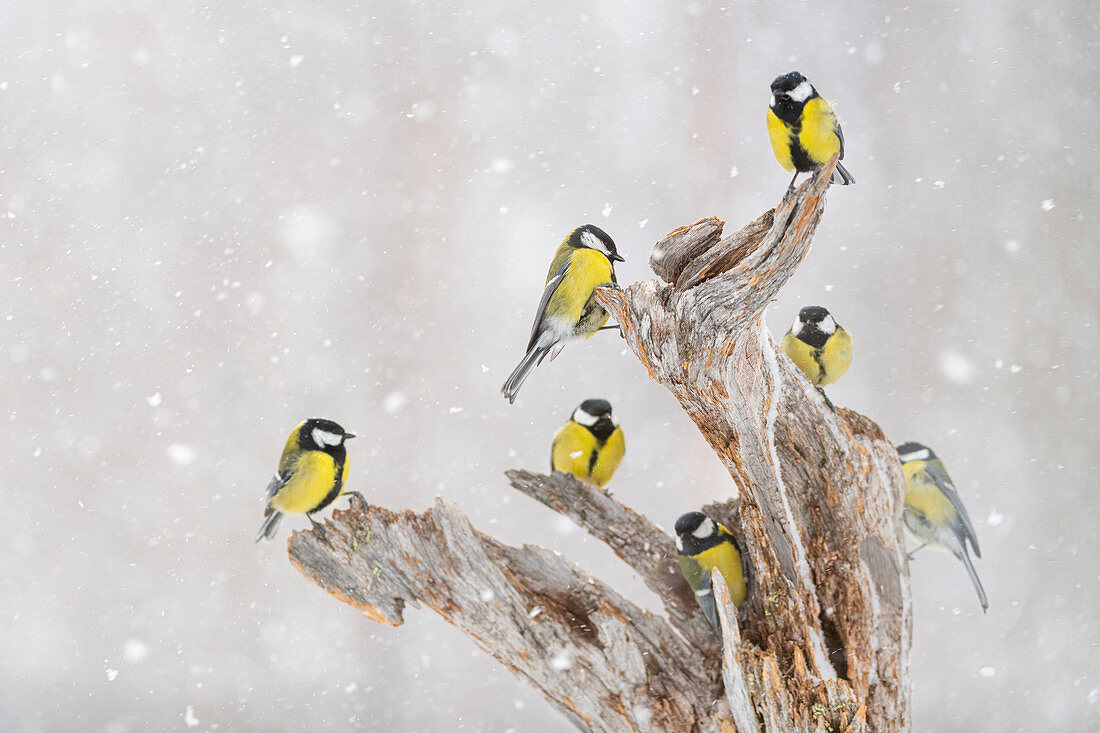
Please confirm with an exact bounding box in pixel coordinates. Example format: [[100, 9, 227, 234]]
[[831, 162, 856, 186], [698, 590, 725, 652], [255, 509, 284, 542], [501, 346, 550, 404], [699, 591, 720, 633], [958, 548, 989, 613]]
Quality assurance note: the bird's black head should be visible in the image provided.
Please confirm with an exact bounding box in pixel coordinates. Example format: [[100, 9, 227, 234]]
[[771, 71, 809, 95], [897, 441, 937, 463], [299, 418, 356, 453], [674, 511, 722, 556], [791, 305, 838, 349], [572, 398, 617, 442], [770, 71, 817, 121], [569, 224, 625, 263]]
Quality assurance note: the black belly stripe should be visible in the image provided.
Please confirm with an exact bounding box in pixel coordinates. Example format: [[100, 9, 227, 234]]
[[310, 455, 346, 514], [812, 347, 828, 381], [789, 137, 816, 173], [586, 446, 600, 475]]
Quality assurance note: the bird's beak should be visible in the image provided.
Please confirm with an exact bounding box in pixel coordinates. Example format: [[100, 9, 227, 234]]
[[344, 433, 357, 440], [610, 252, 626, 263]]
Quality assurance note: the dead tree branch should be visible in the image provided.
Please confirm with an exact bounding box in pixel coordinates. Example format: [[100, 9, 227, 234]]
[[288, 156, 911, 731], [288, 498, 726, 732]]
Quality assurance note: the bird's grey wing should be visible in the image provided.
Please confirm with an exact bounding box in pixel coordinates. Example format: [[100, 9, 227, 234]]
[[926, 460, 981, 557], [265, 469, 291, 501], [696, 573, 720, 632], [526, 259, 571, 352]]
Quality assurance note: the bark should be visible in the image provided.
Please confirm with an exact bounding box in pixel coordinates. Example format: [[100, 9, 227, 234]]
[[288, 157, 912, 731]]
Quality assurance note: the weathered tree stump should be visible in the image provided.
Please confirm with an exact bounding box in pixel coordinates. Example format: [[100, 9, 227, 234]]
[[288, 156, 912, 732]]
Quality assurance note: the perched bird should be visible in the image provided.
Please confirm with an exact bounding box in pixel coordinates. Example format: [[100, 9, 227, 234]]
[[897, 441, 988, 612], [675, 512, 748, 634], [550, 398, 625, 489], [255, 418, 366, 542], [501, 225, 624, 404], [781, 305, 853, 389], [767, 71, 855, 190]]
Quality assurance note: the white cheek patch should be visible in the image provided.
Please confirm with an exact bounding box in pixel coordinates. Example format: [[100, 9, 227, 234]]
[[573, 408, 599, 426], [899, 448, 931, 463], [791, 315, 803, 335], [769, 94, 776, 107], [819, 315, 837, 335], [675, 535, 684, 552], [789, 80, 814, 103], [581, 230, 611, 257], [692, 517, 715, 539], [312, 428, 343, 447]]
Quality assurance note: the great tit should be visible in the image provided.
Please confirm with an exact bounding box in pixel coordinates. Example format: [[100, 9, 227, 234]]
[[897, 441, 988, 612], [675, 512, 748, 635], [767, 71, 855, 190], [255, 418, 365, 542], [781, 305, 853, 388], [550, 398, 625, 489], [501, 225, 624, 404]]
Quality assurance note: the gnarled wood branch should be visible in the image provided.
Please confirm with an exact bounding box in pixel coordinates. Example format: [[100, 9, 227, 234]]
[[288, 158, 911, 731], [288, 497, 726, 732]]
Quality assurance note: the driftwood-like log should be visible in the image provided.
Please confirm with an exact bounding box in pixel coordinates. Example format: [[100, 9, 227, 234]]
[[288, 157, 911, 731]]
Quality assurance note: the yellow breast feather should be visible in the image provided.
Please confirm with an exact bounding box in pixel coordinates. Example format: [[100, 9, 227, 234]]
[[904, 462, 958, 526], [589, 426, 625, 488], [545, 249, 613, 332], [271, 451, 339, 515], [798, 97, 842, 166], [551, 422, 598, 481], [697, 540, 747, 607], [817, 328, 853, 386], [766, 109, 796, 172], [781, 332, 823, 384]]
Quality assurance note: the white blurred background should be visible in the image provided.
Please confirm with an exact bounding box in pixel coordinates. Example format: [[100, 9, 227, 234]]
[[1, 0, 1096, 730]]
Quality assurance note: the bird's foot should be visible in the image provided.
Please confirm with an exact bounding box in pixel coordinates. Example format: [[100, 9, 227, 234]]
[[816, 387, 836, 413], [308, 516, 332, 546], [597, 324, 624, 338], [346, 491, 369, 513]]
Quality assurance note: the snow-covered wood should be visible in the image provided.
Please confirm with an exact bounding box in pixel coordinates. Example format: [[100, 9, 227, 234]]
[[288, 156, 912, 731]]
